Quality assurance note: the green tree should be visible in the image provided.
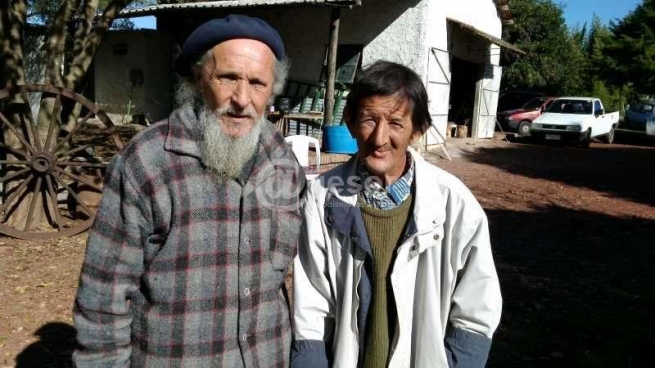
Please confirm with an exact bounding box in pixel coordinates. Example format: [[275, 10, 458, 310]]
[[582, 15, 633, 114], [500, 0, 586, 95], [603, 0, 655, 95], [586, 15, 613, 77]]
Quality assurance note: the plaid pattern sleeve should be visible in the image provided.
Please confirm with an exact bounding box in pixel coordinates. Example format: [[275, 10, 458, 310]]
[[73, 108, 305, 367], [73, 153, 150, 367]]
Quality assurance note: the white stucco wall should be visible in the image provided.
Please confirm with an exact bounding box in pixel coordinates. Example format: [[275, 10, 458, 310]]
[[446, 0, 502, 66], [145, 0, 504, 137], [95, 30, 172, 123], [446, 0, 502, 37], [23, 26, 49, 114], [422, 0, 504, 142], [342, 0, 428, 75], [24, 27, 47, 85], [259, 0, 502, 82], [221, 0, 429, 84], [423, 0, 450, 145]]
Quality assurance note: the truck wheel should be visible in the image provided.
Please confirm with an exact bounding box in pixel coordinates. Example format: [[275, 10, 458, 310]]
[[580, 129, 591, 148], [518, 121, 532, 137], [604, 126, 615, 144]]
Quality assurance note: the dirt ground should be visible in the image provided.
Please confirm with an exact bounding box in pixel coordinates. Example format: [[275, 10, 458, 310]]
[[1, 130, 654, 367]]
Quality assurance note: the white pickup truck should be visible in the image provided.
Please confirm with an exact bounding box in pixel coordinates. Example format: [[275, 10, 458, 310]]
[[530, 97, 620, 147]]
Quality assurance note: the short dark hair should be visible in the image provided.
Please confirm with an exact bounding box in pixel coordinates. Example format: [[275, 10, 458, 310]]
[[344, 60, 432, 134]]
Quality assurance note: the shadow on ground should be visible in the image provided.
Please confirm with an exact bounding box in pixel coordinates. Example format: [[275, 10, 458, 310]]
[[485, 206, 654, 367], [15, 322, 75, 368]]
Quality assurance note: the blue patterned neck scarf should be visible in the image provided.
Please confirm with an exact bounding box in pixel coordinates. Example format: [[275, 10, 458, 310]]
[[358, 153, 414, 210]]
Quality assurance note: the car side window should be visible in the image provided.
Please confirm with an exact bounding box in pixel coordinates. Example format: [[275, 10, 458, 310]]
[[594, 100, 602, 115]]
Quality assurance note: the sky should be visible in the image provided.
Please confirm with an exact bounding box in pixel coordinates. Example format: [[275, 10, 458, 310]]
[[132, 16, 156, 30], [131, 0, 644, 30], [560, 0, 642, 29]]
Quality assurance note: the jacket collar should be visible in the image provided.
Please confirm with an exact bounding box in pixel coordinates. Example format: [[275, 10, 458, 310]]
[[324, 148, 446, 246], [164, 106, 203, 159]]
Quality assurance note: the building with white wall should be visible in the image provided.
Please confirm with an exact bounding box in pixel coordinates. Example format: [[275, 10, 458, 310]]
[[94, 30, 173, 123], [106, 0, 522, 142]]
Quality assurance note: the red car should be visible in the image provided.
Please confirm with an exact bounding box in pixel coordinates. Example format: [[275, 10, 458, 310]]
[[497, 96, 558, 136]]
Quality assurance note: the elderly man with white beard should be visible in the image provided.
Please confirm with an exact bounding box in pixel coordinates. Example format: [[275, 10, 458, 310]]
[[73, 15, 306, 367]]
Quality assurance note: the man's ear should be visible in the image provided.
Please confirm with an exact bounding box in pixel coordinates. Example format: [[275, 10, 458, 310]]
[[410, 129, 424, 145]]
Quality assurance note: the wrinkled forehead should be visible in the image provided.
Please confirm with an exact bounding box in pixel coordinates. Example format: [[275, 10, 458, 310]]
[[357, 93, 413, 117]]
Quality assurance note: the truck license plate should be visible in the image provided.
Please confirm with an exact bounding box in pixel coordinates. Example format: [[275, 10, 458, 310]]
[[545, 134, 561, 141]]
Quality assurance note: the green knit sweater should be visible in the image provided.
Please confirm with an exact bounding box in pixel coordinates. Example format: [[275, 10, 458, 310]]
[[359, 194, 414, 368]]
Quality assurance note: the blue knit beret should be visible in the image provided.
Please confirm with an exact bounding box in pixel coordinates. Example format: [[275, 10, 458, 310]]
[[175, 14, 285, 77]]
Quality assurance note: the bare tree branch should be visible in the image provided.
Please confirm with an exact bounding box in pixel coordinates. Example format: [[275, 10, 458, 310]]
[[0, 0, 28, 88], [72, 0, 99, 63], [64, 0, 131, 90], [43, 0, 81, 86]]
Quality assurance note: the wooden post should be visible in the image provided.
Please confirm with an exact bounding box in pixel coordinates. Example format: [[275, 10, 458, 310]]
[[324, 7, 340, 126]]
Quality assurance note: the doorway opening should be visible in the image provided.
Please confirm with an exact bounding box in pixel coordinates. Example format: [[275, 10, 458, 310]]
[[447, 57, 481, 137]]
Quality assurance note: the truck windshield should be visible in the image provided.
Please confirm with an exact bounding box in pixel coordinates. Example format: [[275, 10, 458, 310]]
[[546, 99, 593, 114], [521, 97, 547, 110]]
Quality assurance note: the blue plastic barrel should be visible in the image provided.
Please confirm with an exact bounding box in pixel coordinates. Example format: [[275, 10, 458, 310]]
[[324, 125, 358, 154]]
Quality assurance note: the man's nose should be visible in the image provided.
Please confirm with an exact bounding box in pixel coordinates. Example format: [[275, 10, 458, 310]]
[[230, 80, 251, 110], [370, 121, 389, 147]]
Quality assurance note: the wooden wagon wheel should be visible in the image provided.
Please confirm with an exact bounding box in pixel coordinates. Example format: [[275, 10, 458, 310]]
[[0, 84, 124, 240]]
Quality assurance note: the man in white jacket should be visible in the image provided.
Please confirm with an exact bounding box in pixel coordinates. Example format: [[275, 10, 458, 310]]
[[291, 61, 502, 368]]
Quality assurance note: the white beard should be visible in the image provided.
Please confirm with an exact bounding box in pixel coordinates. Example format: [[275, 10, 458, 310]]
[[198, 105, 264, 180]]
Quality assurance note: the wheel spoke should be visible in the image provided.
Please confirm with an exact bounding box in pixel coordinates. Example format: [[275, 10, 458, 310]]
[[45, 175, 63, 232], [58, 161, 108, 169], [55, 167, 103, 192], [24, 176, 43, 232], [52, 173, 93, 217], [0, 143, 30, 159], [56, 143, 94, 158], [0, 111, 37, 155], [0, 85, 124, 238], [0, 173, 34, 219], [0, 167, 31, 185], [0, 160, 29, 165], [52, 110, 94, 154], [44, 94, 62, 151]]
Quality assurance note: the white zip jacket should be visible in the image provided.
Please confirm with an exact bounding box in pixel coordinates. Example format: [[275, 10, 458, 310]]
[[291, 149, 502, 368]]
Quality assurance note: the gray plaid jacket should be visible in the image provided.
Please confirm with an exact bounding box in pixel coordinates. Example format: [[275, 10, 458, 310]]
[[73, 106, 305, 367]]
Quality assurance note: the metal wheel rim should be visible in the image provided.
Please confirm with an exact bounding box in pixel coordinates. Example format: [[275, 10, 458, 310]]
[[519, 122, 531, 136], [0, 84, 124, 240]]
